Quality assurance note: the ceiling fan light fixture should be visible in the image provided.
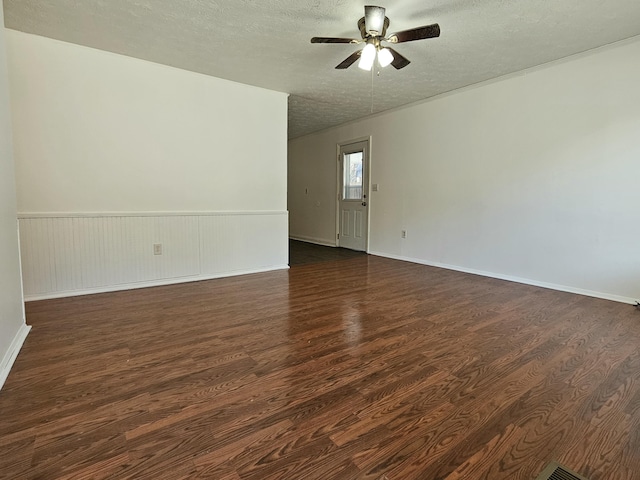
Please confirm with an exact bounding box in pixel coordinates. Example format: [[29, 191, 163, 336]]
[[312, 5, 441, 71], [377, 47, 394, 68], [358, 43, 376, 71]]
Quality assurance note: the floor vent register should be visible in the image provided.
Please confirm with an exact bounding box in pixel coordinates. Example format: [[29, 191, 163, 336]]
[[535, 461, 590, 480]]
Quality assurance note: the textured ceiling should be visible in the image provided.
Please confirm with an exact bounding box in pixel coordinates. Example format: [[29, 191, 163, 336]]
[[4, 0, 640, 138]]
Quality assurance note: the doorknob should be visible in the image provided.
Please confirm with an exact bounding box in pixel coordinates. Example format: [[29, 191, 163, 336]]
[[362, 202, 367, 207]]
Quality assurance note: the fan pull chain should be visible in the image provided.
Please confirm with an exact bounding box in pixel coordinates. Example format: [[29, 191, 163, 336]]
[[370, 66, 374, 114]]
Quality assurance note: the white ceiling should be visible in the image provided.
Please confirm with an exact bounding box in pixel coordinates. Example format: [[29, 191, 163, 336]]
[[4, 1, 640, 138]]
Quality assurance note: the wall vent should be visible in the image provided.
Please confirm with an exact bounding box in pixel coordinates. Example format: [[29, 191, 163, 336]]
[[535, 461, 589, 480]]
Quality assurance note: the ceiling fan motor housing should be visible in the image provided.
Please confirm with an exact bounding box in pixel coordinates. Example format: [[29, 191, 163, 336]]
[[358, 15, 390, 39], [364, 5, 387, 35]]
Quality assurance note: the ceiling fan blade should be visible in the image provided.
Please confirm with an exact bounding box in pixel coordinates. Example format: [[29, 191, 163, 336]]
[[386, 48, 410, 69], [311, 37, 358, 44], [388, 23, 440, 43], [364, 5, 386, 35], [335, 50, 362, 69]]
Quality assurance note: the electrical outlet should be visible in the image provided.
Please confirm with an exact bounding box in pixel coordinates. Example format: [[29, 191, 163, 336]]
[[153, 243, 162, 255], [401, 230, 407, 239]]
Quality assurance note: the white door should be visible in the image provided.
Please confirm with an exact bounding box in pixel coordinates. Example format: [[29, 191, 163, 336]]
[[338, 140, 369, 251]]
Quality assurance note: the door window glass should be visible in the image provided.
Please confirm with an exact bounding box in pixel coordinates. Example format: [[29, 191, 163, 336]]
[[343, 151, 363, 200]]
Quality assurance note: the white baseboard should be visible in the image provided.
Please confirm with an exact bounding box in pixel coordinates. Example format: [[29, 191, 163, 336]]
[[0, 323, 31, 391], [289, 235, 337, 247], [24, 265, 290, 301], [369, 251, 637, 305]]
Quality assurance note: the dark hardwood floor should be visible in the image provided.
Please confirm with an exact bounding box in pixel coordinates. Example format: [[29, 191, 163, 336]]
[[289, 239, 365, 266], [1, 254, 639, 479]]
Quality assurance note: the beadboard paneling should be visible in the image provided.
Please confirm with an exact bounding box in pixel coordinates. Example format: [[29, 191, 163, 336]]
[[18, 212, 288, 299], [199, 213, 288, 274]]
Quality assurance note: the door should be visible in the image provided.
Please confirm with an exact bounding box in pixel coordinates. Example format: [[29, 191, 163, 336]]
[[338, 140, 369, 251]]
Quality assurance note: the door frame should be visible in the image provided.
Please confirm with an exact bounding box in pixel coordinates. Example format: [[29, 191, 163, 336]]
[[335, 136, 372, 252]]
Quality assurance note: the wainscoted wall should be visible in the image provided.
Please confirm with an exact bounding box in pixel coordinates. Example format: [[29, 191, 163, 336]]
[[19, 212, 289, 300]]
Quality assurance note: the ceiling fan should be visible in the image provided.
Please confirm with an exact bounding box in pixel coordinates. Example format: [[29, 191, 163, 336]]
[[311, 5, 440, 71]]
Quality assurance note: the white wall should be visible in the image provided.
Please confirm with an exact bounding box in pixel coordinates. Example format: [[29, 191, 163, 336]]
[[8, 30, 287, 213], [0, 5, 29, 389], [289, 37, 640, 303], [8, 31, 289, 299], [288, 139, 339, 246]]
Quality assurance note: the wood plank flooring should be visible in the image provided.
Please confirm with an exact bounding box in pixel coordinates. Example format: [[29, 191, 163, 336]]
[[1, 254, 639, 479], [289, 239, 365, 266]]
